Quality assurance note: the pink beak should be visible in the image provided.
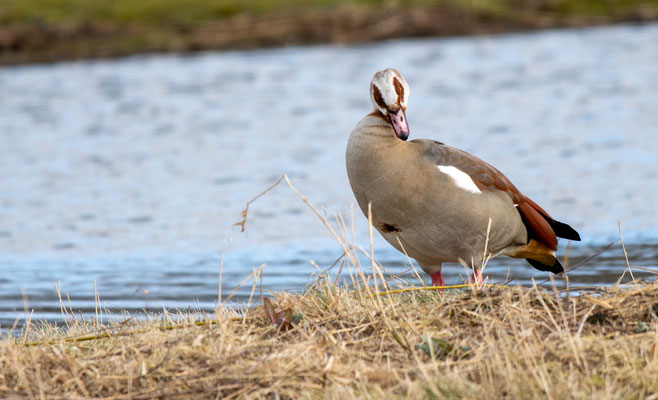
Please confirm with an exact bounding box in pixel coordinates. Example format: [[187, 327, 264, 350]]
[[389, 108, 409, 140]]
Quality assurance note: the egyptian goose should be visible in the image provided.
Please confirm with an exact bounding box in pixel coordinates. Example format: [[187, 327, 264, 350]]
[[345, 68, 580, 287]]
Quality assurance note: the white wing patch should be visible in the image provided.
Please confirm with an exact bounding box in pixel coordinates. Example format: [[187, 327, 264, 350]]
[[437, 166, 482, 194]]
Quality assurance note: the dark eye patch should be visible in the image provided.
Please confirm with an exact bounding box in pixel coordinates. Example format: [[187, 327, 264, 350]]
[[392, 77, 405, 106], [372, 84, 386, 110]]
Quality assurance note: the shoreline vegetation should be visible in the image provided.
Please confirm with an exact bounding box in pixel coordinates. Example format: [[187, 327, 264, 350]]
[[1, 0, 657, 65], [2, 176, 657, 398], [2, 281, 657, 398]]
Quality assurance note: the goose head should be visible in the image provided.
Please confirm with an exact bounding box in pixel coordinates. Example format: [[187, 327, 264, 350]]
[[370, 68, 410, 141]]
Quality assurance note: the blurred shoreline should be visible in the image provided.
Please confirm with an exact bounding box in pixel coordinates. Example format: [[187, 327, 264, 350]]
[[1, 1, 657, 66]]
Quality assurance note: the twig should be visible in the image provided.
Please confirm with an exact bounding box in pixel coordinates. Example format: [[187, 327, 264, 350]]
[[233, 175, 285, 232], [615, 221, 635, 284]]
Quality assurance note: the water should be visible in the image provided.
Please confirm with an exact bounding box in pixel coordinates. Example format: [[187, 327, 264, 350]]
[[1, 24, 657, 328]]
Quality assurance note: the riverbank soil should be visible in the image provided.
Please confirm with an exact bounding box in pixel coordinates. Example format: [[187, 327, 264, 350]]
[[1, 0, 657, 65]]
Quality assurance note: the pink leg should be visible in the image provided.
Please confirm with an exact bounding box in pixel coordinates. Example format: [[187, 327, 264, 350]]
[[430, 270, 446, 289], [470, 269, 483, 285]]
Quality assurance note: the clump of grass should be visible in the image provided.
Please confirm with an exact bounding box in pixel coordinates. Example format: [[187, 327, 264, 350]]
[[1, 277, 657, 397], [1, 174, 657, 398]]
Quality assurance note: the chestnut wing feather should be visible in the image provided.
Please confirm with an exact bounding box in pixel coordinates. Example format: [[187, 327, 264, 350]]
[[418, 140, 559, 251]]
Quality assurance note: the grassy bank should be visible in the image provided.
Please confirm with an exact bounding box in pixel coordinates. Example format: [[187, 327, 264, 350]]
[[1, 279, 657, 398], [1, 178, 656, 398], [1, 0, 657, 65]]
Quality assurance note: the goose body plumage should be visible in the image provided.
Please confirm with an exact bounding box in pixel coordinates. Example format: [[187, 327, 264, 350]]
[[345, 69, 580, 286]]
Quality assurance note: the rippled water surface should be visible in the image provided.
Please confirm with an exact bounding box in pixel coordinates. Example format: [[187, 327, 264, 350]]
[[1, 24, 657, 328]]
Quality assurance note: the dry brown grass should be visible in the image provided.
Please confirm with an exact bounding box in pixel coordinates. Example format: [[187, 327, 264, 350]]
[[1, 175, 656, 399], [1, 279, 657, 398]]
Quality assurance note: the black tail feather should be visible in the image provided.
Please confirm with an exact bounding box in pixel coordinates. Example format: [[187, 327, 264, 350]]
[[526, 257, 564, 275], [546, 219, 581, 241]]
